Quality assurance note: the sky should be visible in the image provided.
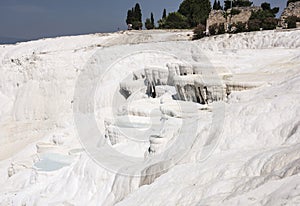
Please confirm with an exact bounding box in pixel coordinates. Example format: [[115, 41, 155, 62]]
[[0, 0, 286, 41]]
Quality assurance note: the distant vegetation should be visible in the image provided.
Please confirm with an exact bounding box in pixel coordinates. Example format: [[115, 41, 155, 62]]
[[213, 0, 223, 10], [178, 0, 211, 27], [125, 1, 283, 40], [126, 3, 143, 30], [248, 2, 279, 31], [145, 13, 155, 30], [224, 0, 253, 11], [192, 24, 206, 40], [127, 0, 211, 30], [159, 12, 189, 29], [157, 0, 212, 29], [193, 1, 280, 40]]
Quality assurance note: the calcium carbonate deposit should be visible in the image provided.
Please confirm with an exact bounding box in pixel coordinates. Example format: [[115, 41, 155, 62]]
[[0, 29, 299, 206]]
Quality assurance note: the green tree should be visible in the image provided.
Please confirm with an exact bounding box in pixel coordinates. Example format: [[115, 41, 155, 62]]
[[162, 8, 167, 19], [261, 2, 279, 17], [178, 0, 211, 27], [132, 21, 143, 30], [217, 1, 223, 10], [158, 9, 167, 29], [213, 0, 217, 9], [164, 12, 189, 29], [157, 18, 166, 29], [134, 3, 142, 22], [126, 9, 133, 24], [151, 13, 155, 26], [213, 0, 222, 10], [224, 0, 231, 10], [248, 2, 279, 31], [224, 0, 253, 11], [261, 2, 271, 10], [261, 17, 277, 30], [233, 22, 247, 33], [126, 3, 143, 30], [145, 13, 155, 29]]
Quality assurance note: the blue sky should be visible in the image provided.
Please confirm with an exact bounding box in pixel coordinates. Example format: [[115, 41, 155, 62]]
[[0, 0, 286, 40]]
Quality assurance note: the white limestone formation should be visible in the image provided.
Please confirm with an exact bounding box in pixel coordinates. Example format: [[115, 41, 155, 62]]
[[0, 29, 299, 206]]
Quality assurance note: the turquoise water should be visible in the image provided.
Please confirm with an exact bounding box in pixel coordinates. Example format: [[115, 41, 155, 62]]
[[34, 153, 74, 172]]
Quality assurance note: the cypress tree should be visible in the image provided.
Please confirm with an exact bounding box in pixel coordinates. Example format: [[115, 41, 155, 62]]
[[151, 13, 155, 26], [134, 3, 142, 22], [217, 0, 222, 10], [213, 0, 217, 9], [162, 9, 167, 19], [126, 10, 133, 24]]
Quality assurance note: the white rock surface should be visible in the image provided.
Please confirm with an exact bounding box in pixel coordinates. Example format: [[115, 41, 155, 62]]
[[0, 29, 299, 206]]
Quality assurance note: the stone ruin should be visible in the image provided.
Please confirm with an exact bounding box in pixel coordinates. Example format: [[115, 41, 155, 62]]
[[206, 6, 261, 33], [280, 1, 300, 28]]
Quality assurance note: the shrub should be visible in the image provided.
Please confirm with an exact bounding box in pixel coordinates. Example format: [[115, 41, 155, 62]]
[[232, 22, 247, 33], [193, 24, 206, 40], [208, 23, 225, 35], [209, 24, 218, 35], [218, 23, 225, 34], [145, 18, 154, 30], [248, 19, 261, 31], [286, 16, 299, 28]]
